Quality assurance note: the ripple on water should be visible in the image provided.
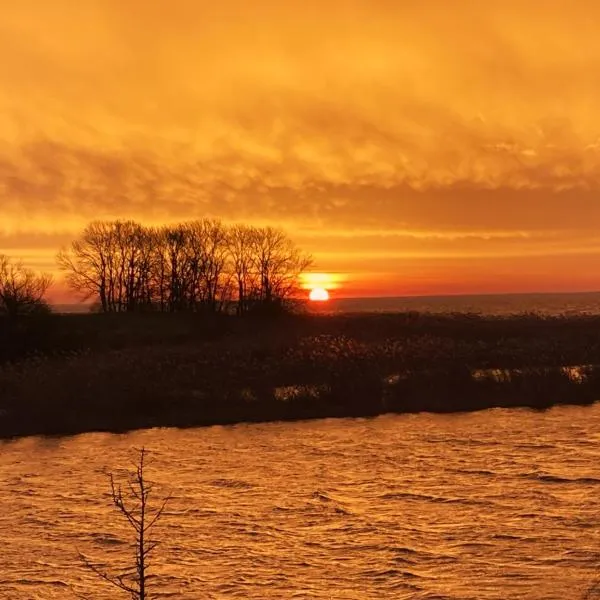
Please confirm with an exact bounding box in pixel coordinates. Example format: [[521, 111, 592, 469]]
[[1, 405, 600, 598]]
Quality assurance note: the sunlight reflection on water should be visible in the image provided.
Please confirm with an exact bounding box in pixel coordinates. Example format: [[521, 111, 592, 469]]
[[1, 406, 600, 599]]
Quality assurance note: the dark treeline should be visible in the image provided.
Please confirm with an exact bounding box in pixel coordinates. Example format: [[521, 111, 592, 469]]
[[55, 219, 311, 315]]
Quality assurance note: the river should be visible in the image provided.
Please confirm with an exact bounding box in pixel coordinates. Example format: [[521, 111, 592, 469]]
[[2, 406, 600, 599]]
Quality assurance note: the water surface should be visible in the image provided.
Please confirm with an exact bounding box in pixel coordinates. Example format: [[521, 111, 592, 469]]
[[2, 406, 600, 599], [326, 292, 600, 315]]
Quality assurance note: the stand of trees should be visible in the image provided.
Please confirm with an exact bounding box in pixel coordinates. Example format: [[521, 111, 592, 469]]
[[57, 219, 312, 314], [0, 254, 52, 318]]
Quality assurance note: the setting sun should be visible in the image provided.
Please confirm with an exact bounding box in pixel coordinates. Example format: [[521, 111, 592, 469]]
[[309, 287, 330, 302], [300, 272, 345, 296]]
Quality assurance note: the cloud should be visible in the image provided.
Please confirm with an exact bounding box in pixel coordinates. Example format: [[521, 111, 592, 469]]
[[1, 0, 600, 293]]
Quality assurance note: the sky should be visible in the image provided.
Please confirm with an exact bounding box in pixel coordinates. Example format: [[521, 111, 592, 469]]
[[2, 0, 600, 300]]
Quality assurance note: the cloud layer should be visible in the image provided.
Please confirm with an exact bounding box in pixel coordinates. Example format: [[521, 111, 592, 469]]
[[1, 0, 600, 295]]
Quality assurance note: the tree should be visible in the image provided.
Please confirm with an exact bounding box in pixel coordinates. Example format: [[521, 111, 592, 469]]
[[155, 224, 190, 312], [111, 220, 152, 312], [0, 254, 52, 318], [186, 219, 230, 312], [252, 226, 312, 307], [225, 225, 312, 315], [57, 221, 156, 313], [79, 448, 170, 600], [226, 224, 258, 316], [57, 221, 114, 312]]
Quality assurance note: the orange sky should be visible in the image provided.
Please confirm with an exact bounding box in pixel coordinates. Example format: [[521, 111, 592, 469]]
[[2, 0, 600, 299]]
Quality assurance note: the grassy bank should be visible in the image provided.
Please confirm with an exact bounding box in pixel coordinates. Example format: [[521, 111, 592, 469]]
[[2, 311, 600, 438]]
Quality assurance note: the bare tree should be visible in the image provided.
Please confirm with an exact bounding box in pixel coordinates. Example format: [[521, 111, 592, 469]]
[[186, 219, 230, 312], [0, 254, 52, 318], [58, 221, 156, 313], [57, 221, 114, 312], [226, 224, 258, 316], [161, 225, 190, 312], [252, 226, 312, 308], [79, 448, 170, 600], [111, 221, 154, 312]]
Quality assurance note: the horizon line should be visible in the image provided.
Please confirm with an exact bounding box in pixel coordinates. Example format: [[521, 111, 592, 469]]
[[49, 288, 600, 307]]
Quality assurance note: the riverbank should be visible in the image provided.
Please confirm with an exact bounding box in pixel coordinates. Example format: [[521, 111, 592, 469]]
[[2, 311, 600, 438]]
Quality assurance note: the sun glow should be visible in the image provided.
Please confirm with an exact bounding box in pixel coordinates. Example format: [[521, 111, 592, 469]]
[[309, 287, 330, 302], [300, 272, 345, 292]]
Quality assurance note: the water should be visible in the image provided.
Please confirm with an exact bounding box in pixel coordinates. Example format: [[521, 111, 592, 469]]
[[54, 291, 600, 317], [2, 407, 600, 599], [324, 292, 600, 315]]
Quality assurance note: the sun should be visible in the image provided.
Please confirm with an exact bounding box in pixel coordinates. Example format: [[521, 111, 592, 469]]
[[309, 287, 330, 302]]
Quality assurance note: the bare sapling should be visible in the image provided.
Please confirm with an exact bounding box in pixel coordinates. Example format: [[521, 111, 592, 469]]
[[79, 447, 171, 600]]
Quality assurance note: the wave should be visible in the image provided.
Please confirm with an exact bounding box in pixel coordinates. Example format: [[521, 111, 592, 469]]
[[381, 491, 494, 506], [209, 478, 254, 489], [525, 473, 600, 484]]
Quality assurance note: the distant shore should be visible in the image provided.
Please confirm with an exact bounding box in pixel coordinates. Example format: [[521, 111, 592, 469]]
[[51, 289, 600, 317], [2, 311, 600, 439]]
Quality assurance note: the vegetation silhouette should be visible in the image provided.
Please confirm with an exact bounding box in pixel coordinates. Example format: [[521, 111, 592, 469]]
[[0, 254, 52, 318], [78, 448, 170, 600], [2, 312, 600, 438], [3, 222, 600, 438], [57, 219, 311, 315]]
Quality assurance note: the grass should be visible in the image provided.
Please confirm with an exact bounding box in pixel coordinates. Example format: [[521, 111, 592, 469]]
[[2, 311, 600, 438]]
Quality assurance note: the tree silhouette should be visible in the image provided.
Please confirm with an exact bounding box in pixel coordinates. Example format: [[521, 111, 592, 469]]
[[79, 448, 170, 600], [0, 254, 52, 318], [58, 219, 312, 314]]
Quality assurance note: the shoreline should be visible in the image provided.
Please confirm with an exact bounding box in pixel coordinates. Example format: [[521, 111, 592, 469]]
[[0, 393, 597, 441], [1, 365, 598, 440]]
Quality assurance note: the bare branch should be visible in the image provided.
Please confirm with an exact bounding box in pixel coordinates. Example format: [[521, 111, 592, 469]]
[[78, 551, 139, 597], [80, 447, 170, 600]]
